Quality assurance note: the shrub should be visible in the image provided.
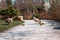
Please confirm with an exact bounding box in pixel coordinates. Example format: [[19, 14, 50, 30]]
[[34, 13, 40, 18], [36, 6, 45, 12], [0, 7, 20, 18]]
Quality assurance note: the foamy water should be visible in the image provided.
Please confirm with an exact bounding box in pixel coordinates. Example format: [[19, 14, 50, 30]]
[[0, 20, 60, 40]]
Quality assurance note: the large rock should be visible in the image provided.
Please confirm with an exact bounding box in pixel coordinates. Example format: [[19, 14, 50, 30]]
[[17, 16, 23, 21]]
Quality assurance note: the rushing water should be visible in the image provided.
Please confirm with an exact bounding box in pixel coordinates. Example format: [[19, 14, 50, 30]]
[[0, 20, 60, 40]]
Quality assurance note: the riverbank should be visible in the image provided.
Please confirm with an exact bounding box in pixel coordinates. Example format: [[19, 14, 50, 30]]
[[0, 20, 24, 32]]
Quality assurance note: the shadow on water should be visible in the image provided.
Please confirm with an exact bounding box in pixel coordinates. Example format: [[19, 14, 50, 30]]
[[53, 27, 60, 30]]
